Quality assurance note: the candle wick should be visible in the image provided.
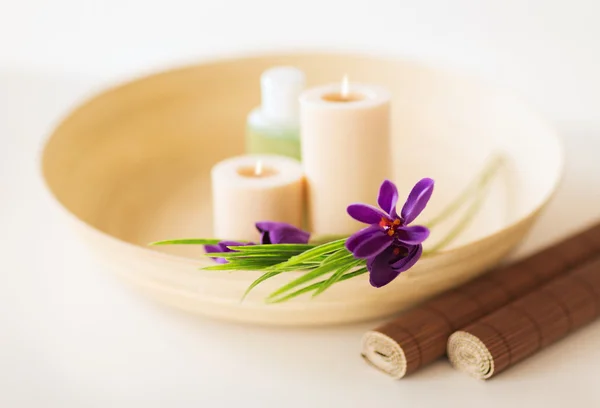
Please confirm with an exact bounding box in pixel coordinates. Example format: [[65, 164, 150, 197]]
[[341, 74, 349, 99], [255, 160, 263, 176]]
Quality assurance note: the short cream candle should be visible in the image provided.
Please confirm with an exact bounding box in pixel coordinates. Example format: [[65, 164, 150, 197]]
[[300, 77, 392, 236], [211, 154, 305, 241]]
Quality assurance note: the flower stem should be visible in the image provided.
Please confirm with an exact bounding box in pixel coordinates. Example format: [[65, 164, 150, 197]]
[[425, 154, 505, 230], [425, 154, 505, 254]]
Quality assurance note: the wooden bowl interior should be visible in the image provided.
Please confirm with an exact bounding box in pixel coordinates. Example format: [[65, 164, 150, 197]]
[[42, 54, 562, 260]]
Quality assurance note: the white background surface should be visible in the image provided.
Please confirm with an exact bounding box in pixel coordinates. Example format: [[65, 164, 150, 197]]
[[2, 1, 600, 407]]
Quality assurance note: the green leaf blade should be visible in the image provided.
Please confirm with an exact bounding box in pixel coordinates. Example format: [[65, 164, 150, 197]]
[[312, 260, 364, 297], [267, 267, 369, 303], [270, 239, 347, 270], [228, 244, 315, 252], [266, 253, 356, 299], [242, 271, 283, 300]]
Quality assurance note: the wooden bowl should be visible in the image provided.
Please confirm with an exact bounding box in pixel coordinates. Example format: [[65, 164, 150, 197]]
[[41, 53, 563, 326]]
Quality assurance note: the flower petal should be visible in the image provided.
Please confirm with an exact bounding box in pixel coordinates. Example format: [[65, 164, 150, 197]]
[[377, 179, 399, 216], [367, 244, 423, 287], [220, 240, 250, 248], [274, 227, 310, 244], [395, 225, 430, 245], [255, 221, 279, 234], [367, 247, 402, 288], [204, 241, 250, 264], [255, 222, 310, 244], [400, 178, 435, 224], [352, 229, 393, 259], [204, 243, 228, 264], [346, 225, 381, 253], [390, 244, 423, 273], [203, 244, 225, 254], [347, 204, 388, 224]]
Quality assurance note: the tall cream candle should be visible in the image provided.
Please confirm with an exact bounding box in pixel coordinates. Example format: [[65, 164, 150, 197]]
[[211, 154, 305, 241], [300, 78, 392, 236]]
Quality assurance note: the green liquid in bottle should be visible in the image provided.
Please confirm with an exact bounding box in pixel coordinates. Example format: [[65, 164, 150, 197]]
[[246, 124, 301, 160]]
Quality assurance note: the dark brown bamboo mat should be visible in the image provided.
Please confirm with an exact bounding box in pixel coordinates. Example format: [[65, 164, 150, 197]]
[[361, 223, 600, 379], [448, 254, 600, 379]]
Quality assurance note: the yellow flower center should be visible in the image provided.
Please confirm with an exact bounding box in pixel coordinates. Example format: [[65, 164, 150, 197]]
[[379, 217, 401, 237]]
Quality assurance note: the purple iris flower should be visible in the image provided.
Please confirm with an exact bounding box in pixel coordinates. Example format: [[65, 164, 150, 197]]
[[204, 222, 310, 263], [256, 221, 311, 245], [345, 178, 434, 288]]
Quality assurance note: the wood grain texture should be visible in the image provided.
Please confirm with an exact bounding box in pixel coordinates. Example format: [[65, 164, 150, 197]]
[[363, 223, 600, 377], [449, 254, 600, 379], [41, 53, 563, 325]]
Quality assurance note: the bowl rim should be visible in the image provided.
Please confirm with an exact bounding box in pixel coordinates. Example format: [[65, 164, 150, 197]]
[[39, 50, 565, 271]]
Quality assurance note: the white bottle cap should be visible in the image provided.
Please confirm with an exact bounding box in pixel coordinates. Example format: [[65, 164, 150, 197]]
[[260, 66, 305, 125]]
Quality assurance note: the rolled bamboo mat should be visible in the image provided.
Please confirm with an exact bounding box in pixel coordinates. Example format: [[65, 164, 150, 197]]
[[447, 255, 600, 379], [361, 223, 600, 379]]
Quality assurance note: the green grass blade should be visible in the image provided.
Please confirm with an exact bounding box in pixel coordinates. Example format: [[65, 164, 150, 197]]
[[203, 258, 285, 270], [203, 263, 273, 271], [427, 184, 487, 253], [268, 267, 369, 303], [267, 253, 355, 299], [425, 154, 504, 229], [322, 248, 352, 264], [242, 271, 282, 300], [228, 244, 314, 252], [203, 264, 243, 271], [339, 267, 369, 281], [270, 238, 347, 270], [312, 260, 364, 297], [204, 252, 291, 260], [267, 282, 322, 303], [427, 155, 503, 253]]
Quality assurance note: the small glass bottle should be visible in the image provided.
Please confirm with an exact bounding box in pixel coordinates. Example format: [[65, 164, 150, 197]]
[[246, 66, 305, 160]]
